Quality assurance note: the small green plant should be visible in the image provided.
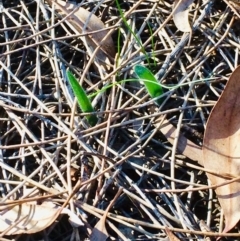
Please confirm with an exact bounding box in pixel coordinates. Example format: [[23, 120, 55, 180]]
[[67, 67, 213, 127], [134, 65, 164, 105], [66, 71, 98, 126]]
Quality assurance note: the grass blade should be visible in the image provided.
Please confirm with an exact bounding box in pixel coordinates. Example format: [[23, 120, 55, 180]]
[[66, 71, 98, 126], [115, 0, 150, 65]]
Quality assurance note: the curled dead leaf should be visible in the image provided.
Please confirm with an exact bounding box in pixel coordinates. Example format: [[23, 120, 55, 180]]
[[172, 0, 194, 32], [0, 201, 83, 235], [46, 0, 115, 63], [203, 65, 240, 233]]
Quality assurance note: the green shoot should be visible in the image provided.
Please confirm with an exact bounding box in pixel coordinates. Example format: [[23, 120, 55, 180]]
[[66, 71, 98, 127], [134, 65, 164, 105], [66, 67, 213, 125]]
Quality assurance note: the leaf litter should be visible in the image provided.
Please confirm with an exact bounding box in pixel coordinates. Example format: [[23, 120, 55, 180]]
[[0, 0, 240, 240]]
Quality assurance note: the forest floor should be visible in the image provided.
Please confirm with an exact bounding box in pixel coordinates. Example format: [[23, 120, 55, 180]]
[[0, 0, 240, 240]]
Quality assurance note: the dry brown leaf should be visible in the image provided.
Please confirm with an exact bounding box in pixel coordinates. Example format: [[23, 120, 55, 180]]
[[154, 118, 203, 166], [0, 201, 83, 235], [202, 65, 240, 233], [172, 0, 194, 32], [165, 227, 181, 241], [46, 0, 115, 63]]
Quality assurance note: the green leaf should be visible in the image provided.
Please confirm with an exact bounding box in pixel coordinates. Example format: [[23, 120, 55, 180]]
[[134, 65, 164, 105], [66, 71, 98, 126]]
